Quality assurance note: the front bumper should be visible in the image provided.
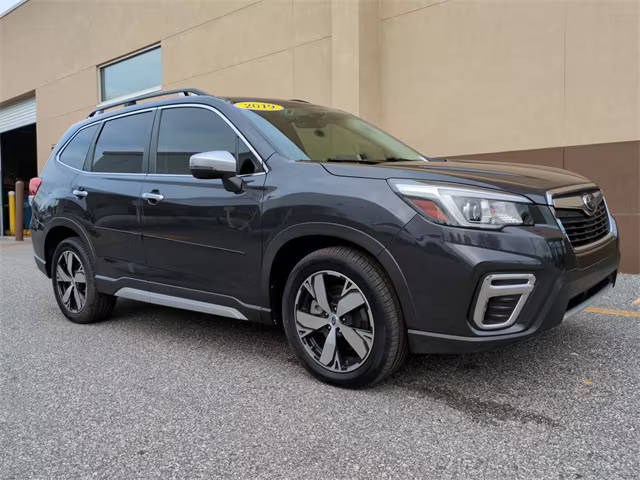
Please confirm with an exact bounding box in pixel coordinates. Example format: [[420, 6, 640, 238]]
[[390, 214, 620, 354]]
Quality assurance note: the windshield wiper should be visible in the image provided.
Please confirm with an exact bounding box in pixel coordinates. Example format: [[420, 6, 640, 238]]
[[325, 154, 377, 164], [383, 156, 430, 162]]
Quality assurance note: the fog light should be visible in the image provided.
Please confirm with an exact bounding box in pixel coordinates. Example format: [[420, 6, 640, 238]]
[[473, 273, 536, 330]]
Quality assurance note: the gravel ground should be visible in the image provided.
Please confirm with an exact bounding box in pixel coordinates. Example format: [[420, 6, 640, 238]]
[[1, 239, 639, 479]]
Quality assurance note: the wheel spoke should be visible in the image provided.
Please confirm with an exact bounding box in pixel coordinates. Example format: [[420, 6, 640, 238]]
[[319, 327, 337, 365], [339, 325, 372, 359], [72, 287, 85, 311], [73, 269, 86, 284], [63, 251, 74, 277], [296, 310, 329, 332], [61, 285, 74, 304], [312, 274, 332, 314], [302, 278, 316, 298], [335, 291, 366, 318], [56, 265, 71, 282]]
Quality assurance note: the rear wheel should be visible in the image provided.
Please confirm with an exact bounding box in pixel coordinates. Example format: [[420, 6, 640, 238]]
[[282, 247, 407, 387], [51, 237, 116, 323]]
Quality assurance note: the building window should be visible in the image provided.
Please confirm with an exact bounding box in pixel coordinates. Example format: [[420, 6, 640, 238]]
[[99, 46, 161, 102]]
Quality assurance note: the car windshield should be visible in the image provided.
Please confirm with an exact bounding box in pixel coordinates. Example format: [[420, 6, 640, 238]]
[[235, 102, 426, 163]]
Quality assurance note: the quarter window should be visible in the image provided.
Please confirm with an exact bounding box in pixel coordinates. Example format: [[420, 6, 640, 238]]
[[58, 125, 98, 170], [92, 112, 154, 173], [155, 107, 257, 175], [100, 46, 161, 102]]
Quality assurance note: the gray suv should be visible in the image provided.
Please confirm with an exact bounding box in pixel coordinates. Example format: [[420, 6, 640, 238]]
[[30, 89, 619, 386]]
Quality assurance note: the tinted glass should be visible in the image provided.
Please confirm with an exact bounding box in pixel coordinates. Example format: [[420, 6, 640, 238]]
[[92, 112, 154, 173], [238, 103, 425, 163], [156, 107, 256, 175], [58, 125, 98, 170], [100, 47, 161, 101]]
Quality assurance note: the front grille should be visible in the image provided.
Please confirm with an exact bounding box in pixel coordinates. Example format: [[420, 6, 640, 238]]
[[484, 294, 520, 326], [555, 201, 609, 248]]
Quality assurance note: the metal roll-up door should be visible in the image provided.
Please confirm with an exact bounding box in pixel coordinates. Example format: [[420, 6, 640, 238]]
[[0, 96, 36, 134], [0, 96, 36, 236]]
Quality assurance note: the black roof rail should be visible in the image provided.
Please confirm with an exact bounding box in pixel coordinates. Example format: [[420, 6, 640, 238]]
[[290, 98, 309, 103], [88, 88, 210, 118]]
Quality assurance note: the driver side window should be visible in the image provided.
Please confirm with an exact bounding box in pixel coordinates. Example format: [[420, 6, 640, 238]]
[[155, 107, 258, 175]]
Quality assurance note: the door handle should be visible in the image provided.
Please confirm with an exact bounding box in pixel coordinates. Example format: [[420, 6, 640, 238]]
[[142, 192, 164, 204], [72, 189, 88, 198]]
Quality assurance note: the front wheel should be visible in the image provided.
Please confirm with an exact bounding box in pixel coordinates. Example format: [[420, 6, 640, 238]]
[[282, 247, 407, 387]]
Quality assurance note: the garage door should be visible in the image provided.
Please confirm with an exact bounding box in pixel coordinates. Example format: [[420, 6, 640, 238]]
[[0, 96, 36, 134]]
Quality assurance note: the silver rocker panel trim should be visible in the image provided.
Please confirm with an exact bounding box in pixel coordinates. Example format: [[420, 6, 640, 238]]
[[114, 287, 248, 320]]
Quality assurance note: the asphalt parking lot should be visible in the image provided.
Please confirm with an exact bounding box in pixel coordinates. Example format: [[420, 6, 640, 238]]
[[1, 238, 639, 479]]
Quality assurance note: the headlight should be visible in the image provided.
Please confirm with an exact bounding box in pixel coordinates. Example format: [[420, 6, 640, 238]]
[[388, 179, 535, 229]]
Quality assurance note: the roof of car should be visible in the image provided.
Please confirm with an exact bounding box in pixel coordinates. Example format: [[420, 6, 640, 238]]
[[60, 90, 327, 150]]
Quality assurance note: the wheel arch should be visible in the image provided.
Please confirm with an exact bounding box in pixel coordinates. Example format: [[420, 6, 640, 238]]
[[43, 218, 95, 277], [263, 223, 416, 327]]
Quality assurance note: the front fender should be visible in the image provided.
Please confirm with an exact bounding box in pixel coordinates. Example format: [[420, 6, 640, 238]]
[[261, 221, 418, 329]]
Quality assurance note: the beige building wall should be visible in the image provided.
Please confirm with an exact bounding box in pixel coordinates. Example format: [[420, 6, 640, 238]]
[[0, 0, 638, 271]]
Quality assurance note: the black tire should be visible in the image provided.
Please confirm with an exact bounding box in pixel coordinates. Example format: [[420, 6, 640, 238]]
[[51, 237, 116, 324], [282, 246, 407, 387]]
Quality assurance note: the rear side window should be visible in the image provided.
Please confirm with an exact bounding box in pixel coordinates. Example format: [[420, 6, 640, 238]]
[[58, 125, 98, 170], [92, 112, 154, 173], [155, 107, 257, 175]]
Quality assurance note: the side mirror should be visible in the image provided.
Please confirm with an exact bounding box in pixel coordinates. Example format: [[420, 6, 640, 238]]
[[190, 150, 237, 180], [189, 150, 244, 193]]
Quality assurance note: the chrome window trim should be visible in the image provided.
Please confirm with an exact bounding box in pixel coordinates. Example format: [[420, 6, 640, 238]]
[[54, 123, 99, 172], [144, 171, 266, 179], [472, 273, 536, 330], [56, 104, 268, 176], [157, 103, 268, 173], [55, 107, 156, 176]]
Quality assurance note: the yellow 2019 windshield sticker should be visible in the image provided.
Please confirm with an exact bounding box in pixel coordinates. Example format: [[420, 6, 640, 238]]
[[234, 101, 284, 111]]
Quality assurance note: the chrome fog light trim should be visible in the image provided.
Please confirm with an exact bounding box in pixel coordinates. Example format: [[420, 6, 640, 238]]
[[472, 273, 536, 330]]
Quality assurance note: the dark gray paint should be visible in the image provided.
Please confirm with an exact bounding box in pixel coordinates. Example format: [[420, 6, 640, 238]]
[[31, 94, 620, 353]]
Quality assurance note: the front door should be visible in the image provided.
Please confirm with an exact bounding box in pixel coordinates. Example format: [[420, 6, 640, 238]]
[[140, 105, 266, 309]]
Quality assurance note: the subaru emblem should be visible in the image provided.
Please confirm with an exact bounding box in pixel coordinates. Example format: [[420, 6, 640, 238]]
[[582, 193, 596, 215]]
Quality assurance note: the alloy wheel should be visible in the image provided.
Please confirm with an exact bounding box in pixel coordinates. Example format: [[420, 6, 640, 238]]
[[294, 270, 374, 373], [55, 250, 87, 313]]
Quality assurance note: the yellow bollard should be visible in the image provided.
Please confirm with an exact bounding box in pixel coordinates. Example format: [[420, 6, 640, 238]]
[[15, 181, 24, 241], [8, 191, 16, 236]]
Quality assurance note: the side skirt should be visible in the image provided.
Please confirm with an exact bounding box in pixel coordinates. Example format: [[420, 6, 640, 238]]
[[115, 288, 249, 320], [95, 275, 270, 323]]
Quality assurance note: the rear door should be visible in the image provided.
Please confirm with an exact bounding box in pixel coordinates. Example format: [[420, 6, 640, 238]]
[[139, 105, 266, 308], [72, 110, 154, 279]]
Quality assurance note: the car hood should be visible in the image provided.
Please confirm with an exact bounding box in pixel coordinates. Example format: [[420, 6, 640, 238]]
[[321, 159, 593, 204]]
